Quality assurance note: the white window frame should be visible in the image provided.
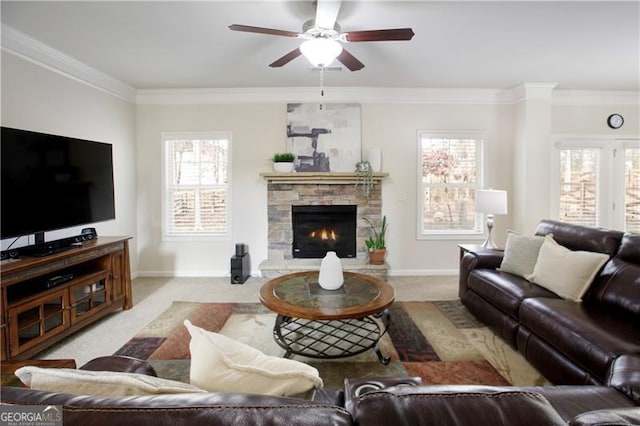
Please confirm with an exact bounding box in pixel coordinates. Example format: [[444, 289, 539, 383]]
[[161, 131, 232, 241], [551, 137, 639, 231], [416, 130, 487, 240]]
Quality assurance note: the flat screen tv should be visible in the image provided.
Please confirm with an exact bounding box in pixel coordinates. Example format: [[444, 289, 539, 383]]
[[1, 127, 115, 245]]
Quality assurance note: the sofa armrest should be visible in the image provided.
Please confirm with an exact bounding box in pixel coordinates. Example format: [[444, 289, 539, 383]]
[[570, 407, 640, 426], [605, 354, 640, 404], [79, 355, 157, 377], [459, 250, 504, 299]]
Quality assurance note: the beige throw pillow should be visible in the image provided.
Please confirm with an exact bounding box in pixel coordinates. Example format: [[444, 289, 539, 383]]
[[526, 235, 609, 301], [184, 319, 323, 396], [15, 366, 206, 396], [498, 231, 546, 278]]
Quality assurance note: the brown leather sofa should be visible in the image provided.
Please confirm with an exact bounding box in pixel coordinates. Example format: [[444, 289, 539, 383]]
[[2, 354, 640, 425], [460, 219, 640, 386]]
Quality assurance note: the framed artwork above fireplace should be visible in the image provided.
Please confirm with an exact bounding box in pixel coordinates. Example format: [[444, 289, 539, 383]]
[[286, 103, 361, 172]]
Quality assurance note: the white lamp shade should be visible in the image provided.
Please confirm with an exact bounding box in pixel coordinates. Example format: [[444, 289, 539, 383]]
[[475, 189, 508, 214], [300, 38, 343, 67]]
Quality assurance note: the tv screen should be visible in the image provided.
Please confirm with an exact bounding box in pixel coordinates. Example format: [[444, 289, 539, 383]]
[[1, 127, 115, 240]]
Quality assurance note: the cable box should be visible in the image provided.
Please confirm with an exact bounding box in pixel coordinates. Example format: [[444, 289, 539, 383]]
[[46, 273, 74, 288]]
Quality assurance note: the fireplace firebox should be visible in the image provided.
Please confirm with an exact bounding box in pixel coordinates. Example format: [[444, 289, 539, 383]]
[[292, 205, 357, 258]]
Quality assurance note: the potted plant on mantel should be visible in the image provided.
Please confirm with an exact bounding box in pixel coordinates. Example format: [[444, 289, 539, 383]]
[[272, 152, 295, 173], [363, 215, 388, 265]]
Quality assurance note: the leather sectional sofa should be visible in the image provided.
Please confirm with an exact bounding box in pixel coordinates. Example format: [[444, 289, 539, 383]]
[[2, 220, 639, 425], [459, 219, 640, 386], [1, 355, 639, 425]]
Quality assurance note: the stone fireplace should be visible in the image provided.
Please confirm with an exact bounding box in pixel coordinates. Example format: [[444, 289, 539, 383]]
[[260, 172, 388, 279]]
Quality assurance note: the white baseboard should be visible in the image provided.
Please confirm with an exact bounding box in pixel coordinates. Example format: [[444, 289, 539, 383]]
[[136, 269, 457, 278], [388, 269, 458, 276]]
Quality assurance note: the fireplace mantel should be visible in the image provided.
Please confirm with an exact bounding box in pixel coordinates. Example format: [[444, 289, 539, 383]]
[[261, 172, 388, 184]]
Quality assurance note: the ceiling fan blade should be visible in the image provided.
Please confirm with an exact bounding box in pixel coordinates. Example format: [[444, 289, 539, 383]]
[[229, 24, 299, 38], [315, 0, 342, 29], [345, 28, 415, 42], [336, 48, 364, 71], [269, 48, 303, 68]]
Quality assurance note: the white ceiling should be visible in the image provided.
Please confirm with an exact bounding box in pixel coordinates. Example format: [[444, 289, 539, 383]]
[[1, 1, 639, 92]]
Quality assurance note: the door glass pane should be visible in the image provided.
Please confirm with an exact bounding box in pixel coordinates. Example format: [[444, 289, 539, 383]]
[[559, 148, 600, 226], [44, 311, 63, 332], [17, 306, 41, 344], [625, 148, 640, 232], [75, 300, 90, 316], [75, 286, 91, 301]]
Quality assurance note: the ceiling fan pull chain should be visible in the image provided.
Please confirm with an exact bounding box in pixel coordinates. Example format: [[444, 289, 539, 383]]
[[320, 65, 325, 110]]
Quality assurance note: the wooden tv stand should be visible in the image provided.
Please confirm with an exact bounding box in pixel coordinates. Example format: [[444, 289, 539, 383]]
[[0, 237, 132, 361]]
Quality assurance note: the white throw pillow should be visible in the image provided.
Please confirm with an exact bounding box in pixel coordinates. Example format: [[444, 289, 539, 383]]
[[526, 235, 609, 301], [498, 231, 546, 278], [184, 319, 323, 396], [15, 366, 205, 396]]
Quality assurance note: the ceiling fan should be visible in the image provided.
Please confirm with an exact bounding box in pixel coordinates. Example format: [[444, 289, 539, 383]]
[[229, 0, 414, 71]]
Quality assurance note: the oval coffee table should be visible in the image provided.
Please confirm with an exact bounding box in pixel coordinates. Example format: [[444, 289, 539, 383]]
[[259, 271, 395, 364]]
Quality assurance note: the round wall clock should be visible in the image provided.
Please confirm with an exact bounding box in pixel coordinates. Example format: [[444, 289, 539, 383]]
[[607, 113, 624, 129]]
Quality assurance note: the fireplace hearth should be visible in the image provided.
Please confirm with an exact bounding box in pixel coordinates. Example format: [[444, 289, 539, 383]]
[[292, 205, 357, 258]]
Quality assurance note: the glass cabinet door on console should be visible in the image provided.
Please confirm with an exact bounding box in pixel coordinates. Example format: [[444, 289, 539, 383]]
[[69, 271, 111, 324], [7, 290, 69, 358]]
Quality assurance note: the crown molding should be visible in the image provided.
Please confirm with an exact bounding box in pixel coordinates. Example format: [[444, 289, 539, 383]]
[[1, 25, 137, 103], [552, 90, 640, 106], [135, 86, 514, 105], [2, 25, 637, 108]]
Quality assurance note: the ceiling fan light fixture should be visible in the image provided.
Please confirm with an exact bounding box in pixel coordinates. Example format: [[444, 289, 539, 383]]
[[300, 38, 343, 67]]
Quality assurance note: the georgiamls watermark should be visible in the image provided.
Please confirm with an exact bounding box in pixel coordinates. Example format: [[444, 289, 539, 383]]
[[0, 405, 62, 426]]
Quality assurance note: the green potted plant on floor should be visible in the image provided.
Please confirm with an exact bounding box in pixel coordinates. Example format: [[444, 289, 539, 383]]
[[272, 152, 295, 172], [363, 215, 388, 265]]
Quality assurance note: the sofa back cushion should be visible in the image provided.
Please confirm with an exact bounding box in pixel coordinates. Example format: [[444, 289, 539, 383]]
[[534, 219, 623, 256], [351, 385, 566, 426], [587, 233, 640, 317], [0, 387, 354, 426]]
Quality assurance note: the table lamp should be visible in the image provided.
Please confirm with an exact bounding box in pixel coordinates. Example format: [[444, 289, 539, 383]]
[[475, 189, 508, 249]]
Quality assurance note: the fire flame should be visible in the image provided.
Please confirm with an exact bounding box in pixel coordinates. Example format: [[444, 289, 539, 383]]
[[309, 229, 337, 240]]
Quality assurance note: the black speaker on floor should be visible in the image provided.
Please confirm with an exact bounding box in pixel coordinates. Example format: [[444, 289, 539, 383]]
[[230, 243, 250, 284]]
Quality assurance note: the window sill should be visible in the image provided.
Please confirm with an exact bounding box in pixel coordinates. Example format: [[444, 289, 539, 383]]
[[416, 232, 485, 241]]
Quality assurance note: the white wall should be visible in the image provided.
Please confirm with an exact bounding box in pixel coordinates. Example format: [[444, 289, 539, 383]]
[[0, 52, 138, 269], [363, 103, 513, 274], [3, 49, 637, 276], [136, 100, 515, 276], [553, 103, 640, 136], [136, 103, 281, 276]]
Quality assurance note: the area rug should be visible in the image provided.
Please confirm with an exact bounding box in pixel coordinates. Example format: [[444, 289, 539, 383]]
[[114, 301, 549, 389]]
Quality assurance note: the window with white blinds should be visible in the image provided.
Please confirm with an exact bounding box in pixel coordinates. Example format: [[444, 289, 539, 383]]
[[624, 146, 640, 232], [417, 132, 485, 237], [558, 147, 601, 227], [162, 133, 231, 240], [553, 139, 639, 233]]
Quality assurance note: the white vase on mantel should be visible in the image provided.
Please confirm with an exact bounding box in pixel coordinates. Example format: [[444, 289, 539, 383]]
[[318, 251, 344, 290], [367, 148, 382, 172]]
